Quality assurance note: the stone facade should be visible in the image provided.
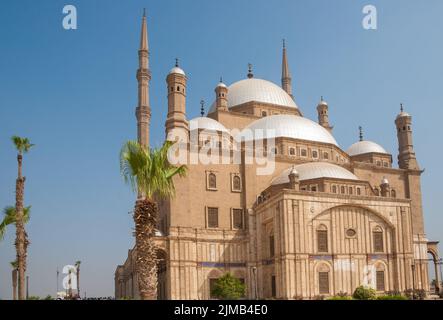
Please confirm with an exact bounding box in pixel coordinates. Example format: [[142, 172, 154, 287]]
[[114, 14, 439, 300]]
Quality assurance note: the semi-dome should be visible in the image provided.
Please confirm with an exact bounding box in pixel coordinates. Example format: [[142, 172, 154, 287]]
[[209, 78, 298, 112], [189, 117, 229, 133], [235, 115, 338, 146], [346, 140, 388, 156], [271, 162, 358, 185]]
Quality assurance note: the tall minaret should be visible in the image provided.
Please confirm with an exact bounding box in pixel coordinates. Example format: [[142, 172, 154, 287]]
[[165, 59, 188, 139], [395, 103, 419, 170], [136, 10, 151, 148], [281, 39, 293, 99], [317, 96, 333, 133]]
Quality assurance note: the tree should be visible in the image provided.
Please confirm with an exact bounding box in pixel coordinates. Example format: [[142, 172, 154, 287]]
[[210, 273, 246, 300], [1, 206, 31, 300], [75, 261, 81, 298], [11, 135, 34, 300], [120, 140, 186, 300]]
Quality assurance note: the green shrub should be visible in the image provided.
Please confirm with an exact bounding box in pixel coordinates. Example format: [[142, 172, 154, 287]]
[[211, 273, 246, 300], [27, 296, 40, 300], [352, 286, 376, 300], [376, 295, 408, 300], [328, 296, 353, 300]]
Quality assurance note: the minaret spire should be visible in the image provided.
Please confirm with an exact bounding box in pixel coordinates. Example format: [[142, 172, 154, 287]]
[[136, 10, 151, 148], [281, 39, 293, 99], [200, 100, 205, 116], [359, 126, 363, 141]]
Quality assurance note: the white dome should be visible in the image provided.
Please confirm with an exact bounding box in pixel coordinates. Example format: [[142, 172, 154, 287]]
[[347, 140, 388, 156], [271, 162, 358, 185], [169, 66, 185, 76], [189, 117, 229, 133], [209, 78, 298, 112], [235, 115, 338, 146]]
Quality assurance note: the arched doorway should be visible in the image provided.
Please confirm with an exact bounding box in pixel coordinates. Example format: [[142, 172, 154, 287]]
[[427, 245, 441, 295]]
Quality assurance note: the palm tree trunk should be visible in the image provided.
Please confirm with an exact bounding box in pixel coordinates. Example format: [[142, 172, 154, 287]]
[[12, 269, 17, 300], [15, 154, 27, 300], [133, 199, 158, 300]]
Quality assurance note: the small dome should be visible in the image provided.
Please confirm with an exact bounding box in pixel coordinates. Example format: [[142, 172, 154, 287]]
[[396, 111, 410, 119], [272, 162, 358, 185], [209, 78, 298, 112], [235, 115, 338, 146], [381, 177, 389, 185], [347, 140, 388, 156], [169, 66, 185, 76], [289, 166, 299, 176], [318, 99, 328, 107], [189, 117, 229, 133], [217, 82, 227, 88]]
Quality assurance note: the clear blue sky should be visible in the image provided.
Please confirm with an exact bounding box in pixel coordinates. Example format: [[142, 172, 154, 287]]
[[0, 0, 442, 298]]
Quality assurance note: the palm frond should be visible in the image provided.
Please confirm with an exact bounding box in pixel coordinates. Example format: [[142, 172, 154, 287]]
[[0, 206, 31, 241], [11, 136, 34, 154], [119, 140, 187, 200]]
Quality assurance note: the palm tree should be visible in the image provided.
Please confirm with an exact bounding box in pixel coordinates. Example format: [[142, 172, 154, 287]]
[[120, 140, 186, 300], [75, 260, 81, 298], [1, 206, 31, 300], [11, 135, 34, 300], [10, 261, 18, 300]]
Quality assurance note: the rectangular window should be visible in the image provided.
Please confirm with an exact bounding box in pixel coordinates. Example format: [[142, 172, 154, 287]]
[[373, 231, 384, 252], [232, 209, 243, 229], [318, 272, 330, 294], [376, 271, 385, 291], [269, 235, 275, 258], [301, 149, 307, 157], [207, 207, 219, 228], [317, 230, 328, 253], [271, 276, 276, 297], [209, 278, 218, 298]]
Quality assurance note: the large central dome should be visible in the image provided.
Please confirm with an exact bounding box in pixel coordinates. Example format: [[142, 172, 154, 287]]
[[210, 78, 298, 112], [236, 115, 339, 146]]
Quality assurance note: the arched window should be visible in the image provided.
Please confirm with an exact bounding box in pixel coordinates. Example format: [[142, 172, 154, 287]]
[[357, 187, 361, 196], [262, 111, 267, 117], [373, 227, 384, 252], [391, 190, 396, 198], [349, 187, 353, 195], [374, 188, 380, 196], [332, 185, 337, 193], [176, 86, 180, 91], [323, 152, 329, 160], [301, 149, 307, 157], [232, 175, 241, 192], [340, 186, 346, 194], [317, 225, 328, 253], [312, 150, 318, 159], [208, 173, 217, 190], [318, 264, 330, 294], [289, 148, 295, 156]]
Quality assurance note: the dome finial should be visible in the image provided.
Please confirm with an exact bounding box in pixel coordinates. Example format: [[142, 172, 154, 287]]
[[175, 58, 179, 67], [220, 76, 223, 83], [359, 126, 363, 141], [247, 63, 253, 79], [200, 100, 205, 117], [282, 38, 286, 49], [400, 103, 404, 112], [143, 8, 146, 17]]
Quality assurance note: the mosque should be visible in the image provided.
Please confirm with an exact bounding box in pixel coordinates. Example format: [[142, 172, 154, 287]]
[[114, 13, 440, 299]]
